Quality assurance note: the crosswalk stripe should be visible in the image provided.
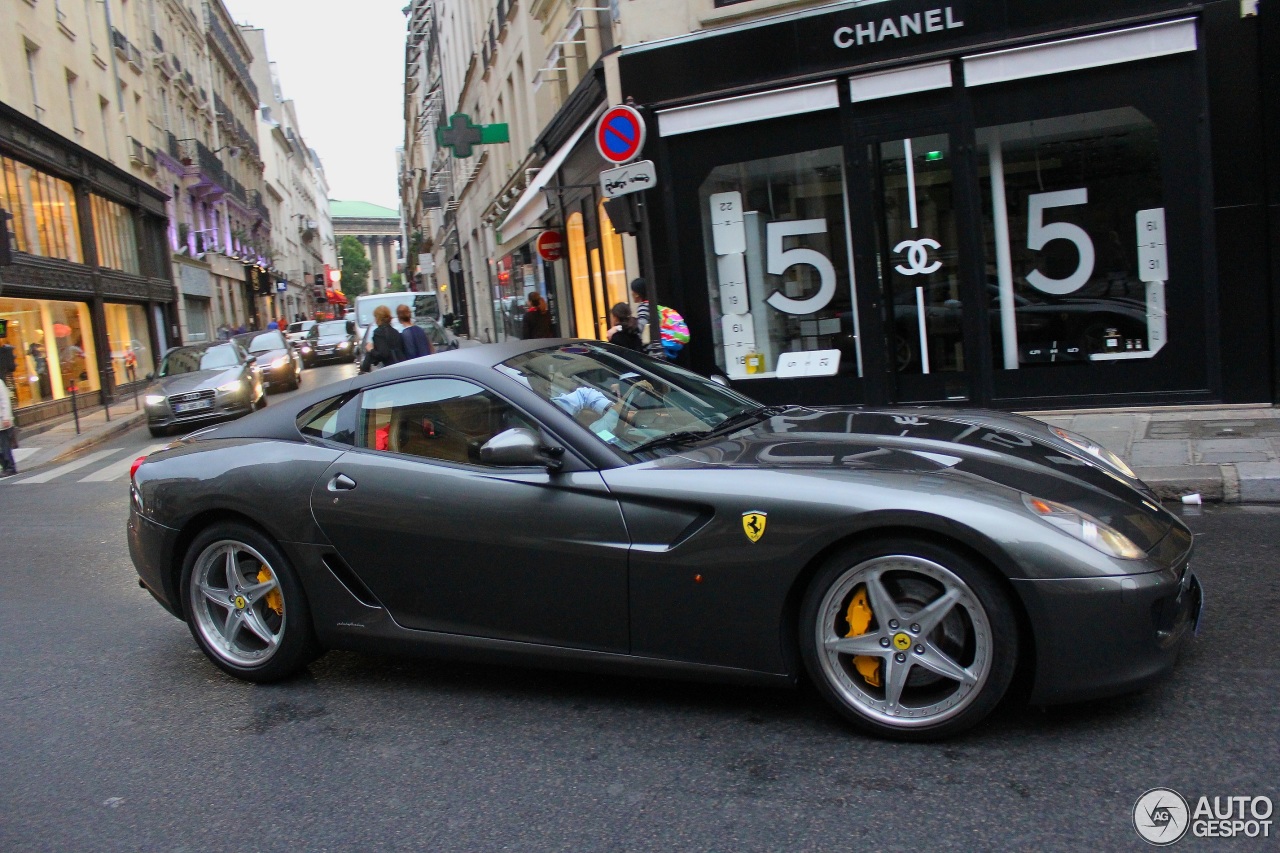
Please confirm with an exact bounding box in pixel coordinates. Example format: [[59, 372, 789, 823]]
[[12, 449, 122, 484], [78, 444, 168, 482], [12, 448, 39, 463]]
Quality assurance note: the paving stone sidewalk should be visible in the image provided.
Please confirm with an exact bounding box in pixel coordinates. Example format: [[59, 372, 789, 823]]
[[1030, 404, 1280, 503], [8, 402, 147, 473]]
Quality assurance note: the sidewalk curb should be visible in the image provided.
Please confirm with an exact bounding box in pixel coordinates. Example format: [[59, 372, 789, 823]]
[[45, 410, 148, 465]]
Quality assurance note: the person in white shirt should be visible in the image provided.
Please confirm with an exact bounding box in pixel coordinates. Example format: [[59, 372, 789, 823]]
[[0, 384, 17, 476]]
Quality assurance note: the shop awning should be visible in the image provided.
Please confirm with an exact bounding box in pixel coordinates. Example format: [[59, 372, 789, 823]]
[[499, 104, 606, 238], [326, 289, 348, 305]]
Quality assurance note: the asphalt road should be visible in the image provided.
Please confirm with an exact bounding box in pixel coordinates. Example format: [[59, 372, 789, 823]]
[[1, 385, 1276, 850]]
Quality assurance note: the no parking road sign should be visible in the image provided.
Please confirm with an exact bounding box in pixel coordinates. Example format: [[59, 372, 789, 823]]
[[596, 105, 647, 165]]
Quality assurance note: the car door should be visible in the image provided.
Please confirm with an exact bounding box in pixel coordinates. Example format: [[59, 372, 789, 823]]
[[309, 375, 631, 652]]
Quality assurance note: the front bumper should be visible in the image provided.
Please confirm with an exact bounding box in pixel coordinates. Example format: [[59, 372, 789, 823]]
[[1014, 559, 1202, 705], [146, 398, 254, 430]]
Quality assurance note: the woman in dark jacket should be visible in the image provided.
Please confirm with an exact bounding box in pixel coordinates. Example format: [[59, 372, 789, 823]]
[[607, 302, 643, 352], [523, 292, 555, 339], [365, 304, 406, 370]]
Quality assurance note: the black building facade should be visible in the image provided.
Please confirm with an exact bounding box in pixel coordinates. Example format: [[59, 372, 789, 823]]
[[618, 0, 1276, 409], [0, 102, 175, 425]]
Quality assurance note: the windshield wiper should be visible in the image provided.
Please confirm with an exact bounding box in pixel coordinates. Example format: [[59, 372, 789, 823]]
[[628, 406, 784, 455]]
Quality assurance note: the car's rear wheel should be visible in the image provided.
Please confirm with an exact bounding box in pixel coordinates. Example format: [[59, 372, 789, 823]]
[[800, 538, 1017, 740], [180, 522, 319, 682]]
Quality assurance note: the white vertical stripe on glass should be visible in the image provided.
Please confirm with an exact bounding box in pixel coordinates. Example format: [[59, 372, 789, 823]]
[[987, 131, 1019, 370], [904, 138, 918, 230], [916, 286, 931, 375]]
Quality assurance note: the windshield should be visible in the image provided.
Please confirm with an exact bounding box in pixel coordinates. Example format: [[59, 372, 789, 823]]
[[234, 331, 287, 353], [497, 343, 756, 454], [316, 321, 348, 337], [287, 322, 315, 334], [160, 344, 241, 376]]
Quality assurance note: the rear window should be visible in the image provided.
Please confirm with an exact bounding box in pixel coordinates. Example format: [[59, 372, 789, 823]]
[[297, 394, 356, 445]]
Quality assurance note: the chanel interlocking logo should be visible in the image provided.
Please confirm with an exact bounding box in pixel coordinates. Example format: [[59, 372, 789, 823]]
[[893, 238, 943, 276]]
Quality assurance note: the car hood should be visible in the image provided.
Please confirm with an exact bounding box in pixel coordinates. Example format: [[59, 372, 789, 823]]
[[155, 366, 243, 394], [649, 406, 1179, 552]]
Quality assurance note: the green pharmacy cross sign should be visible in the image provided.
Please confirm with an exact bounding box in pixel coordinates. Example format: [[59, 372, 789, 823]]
[[436, 113, 509, 159]]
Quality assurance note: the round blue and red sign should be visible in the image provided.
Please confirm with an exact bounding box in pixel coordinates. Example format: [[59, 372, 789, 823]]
[[595, 105, 647, 164]]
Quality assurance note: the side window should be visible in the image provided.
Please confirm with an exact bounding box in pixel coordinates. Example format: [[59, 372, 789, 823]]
[[358, 378, 536, 465], [297, 394, 356, 445]]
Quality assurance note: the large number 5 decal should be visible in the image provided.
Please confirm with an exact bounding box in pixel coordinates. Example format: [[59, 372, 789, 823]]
[[1026, 189, 1096, 295], [765, 219, 837, 315]]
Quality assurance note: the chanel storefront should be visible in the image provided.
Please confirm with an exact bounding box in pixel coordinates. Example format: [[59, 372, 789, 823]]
[[618, 0, 1277, 409]]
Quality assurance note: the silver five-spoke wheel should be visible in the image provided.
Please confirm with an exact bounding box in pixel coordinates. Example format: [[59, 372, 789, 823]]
[[189, 540, 286, 668], [801, 540, 1017, 740], [180, 522, 319, 682]]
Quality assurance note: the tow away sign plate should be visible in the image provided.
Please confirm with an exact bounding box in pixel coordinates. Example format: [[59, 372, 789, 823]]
[[600, 160, 656, 199]]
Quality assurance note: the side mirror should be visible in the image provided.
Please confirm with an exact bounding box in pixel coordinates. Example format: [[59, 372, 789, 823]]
[[708, 373, 730, 387], [479, 428, 562, 470], [245, 356, 257, 366]]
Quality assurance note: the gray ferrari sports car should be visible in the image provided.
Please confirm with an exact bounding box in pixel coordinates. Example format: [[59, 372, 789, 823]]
[[127, 340, 1201, 740]]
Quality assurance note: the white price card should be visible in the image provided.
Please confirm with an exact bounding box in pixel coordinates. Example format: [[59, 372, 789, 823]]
[[1136, 208, 1168, 283], [710, 192, 745, 255], [776, 349, 842, 378]]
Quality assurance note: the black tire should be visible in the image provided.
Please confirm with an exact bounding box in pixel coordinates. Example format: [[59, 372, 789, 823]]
[[799, 537, 1018, 741], [148, 425, 168, 438], [255, 392, 268, 410], [179, 521, 320, 682]]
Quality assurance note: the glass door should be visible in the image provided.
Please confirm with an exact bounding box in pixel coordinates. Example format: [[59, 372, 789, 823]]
[[863, 127, 977, 403]]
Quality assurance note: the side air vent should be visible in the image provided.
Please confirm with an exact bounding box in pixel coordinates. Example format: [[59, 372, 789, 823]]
[[321, 553, 383, 609]]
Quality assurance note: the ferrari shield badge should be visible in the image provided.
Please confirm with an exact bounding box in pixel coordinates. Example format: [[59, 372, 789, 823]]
[[742, 511, 767, 543]]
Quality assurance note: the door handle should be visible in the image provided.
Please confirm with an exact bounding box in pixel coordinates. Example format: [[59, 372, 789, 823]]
[[327, 473, 357, 491]]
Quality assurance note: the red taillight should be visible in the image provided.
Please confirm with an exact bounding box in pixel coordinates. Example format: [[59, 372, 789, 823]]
[[129, 455, 148, 482]]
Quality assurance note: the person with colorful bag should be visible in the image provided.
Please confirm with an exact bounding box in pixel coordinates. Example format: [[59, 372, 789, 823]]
[[630, 277, 691, 360]]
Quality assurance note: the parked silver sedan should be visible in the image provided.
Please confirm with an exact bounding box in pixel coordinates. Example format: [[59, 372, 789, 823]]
[[143, 342, 265, 438]]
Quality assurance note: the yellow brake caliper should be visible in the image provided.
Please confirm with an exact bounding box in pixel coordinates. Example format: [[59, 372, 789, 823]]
[[258, 566, 284, 616], [845, 585, 881, 687]]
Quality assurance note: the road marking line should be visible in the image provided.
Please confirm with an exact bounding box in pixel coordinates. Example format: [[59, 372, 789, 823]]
[[79, 444, 168, 482], [13, 448, 39, 463], [11, 449, 122, 484]]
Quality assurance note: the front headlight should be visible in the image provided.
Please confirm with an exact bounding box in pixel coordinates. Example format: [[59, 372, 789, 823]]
[[337, 341, 349, 349], [300, 345, 312, 353], [144, 394, 165, 406], [1023, 494, 1145, 559], [270, 356, 289, 369], [216, 380, 243, 393], [1050, 426, 1137, 479]]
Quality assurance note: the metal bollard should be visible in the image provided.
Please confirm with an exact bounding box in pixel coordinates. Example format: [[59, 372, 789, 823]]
[[70, 382, 81, 435]]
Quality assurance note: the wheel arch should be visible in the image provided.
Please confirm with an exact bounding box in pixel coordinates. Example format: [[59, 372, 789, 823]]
[[778, 517, 1038, 698], [167, 508, 286, 621]]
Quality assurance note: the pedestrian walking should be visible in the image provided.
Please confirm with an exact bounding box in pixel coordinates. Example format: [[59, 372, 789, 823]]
[[608, 302, 643, 352], [523, 292, 555, 339], [363, 304, 406, 372], [0, 384, 17, 477], [397, 304, 433, 359], [630, 278, 651, 335]]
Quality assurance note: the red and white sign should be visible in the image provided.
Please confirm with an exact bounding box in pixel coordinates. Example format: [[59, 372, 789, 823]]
[[535, 230, 563, 262], [595, 105, 647, 165]]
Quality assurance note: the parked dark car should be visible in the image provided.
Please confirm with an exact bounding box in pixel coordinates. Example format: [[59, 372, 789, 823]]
[[285, 320, 317, 347], [233, 330, 301, 393], [143, 342, 265, 437], [128, 340, 1199, 741], [301, 319, 360, 366]]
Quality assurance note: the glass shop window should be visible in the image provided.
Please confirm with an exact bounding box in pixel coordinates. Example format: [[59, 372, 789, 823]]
[[977, 108, 1165, 369], [104, 303, 154, 383], [91, 194, 141, 275], [0, 155, 83, 264], [699, 146, 859, 380], [0, 295, 99, 408]]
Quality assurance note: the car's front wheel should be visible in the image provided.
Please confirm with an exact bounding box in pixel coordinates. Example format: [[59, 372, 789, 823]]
[[800, 538, 1018, 740], [180, 522, 320, 682]]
